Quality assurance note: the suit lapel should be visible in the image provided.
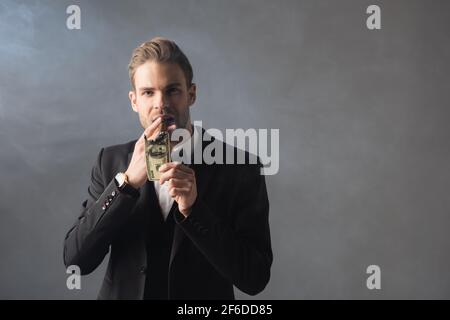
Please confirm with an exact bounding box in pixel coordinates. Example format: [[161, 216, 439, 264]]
[[169, 131, 220, 267], [169, 203, 184, 267]]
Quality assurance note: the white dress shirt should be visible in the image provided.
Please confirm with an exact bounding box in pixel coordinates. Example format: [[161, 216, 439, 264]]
[[153, 125, 201, 221]]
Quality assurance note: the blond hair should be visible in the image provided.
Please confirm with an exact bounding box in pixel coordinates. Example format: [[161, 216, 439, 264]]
[[128, 37, 193, 91]]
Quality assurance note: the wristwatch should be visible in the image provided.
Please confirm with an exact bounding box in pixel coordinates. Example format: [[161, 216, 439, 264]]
[[114, 172, 139, 198]]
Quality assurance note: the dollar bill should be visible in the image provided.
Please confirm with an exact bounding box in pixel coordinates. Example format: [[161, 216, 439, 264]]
[[145, 131, 171, 181]]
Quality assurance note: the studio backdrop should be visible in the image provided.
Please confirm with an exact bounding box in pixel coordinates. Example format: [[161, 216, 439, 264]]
[[1, 0, 449, 299]]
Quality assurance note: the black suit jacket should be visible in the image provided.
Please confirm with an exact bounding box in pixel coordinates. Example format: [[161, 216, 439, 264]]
[[63, 134, 272, 299]]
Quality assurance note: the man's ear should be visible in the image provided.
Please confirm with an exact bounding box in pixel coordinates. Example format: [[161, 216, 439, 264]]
[[188, 83, 197, 107], [129, 90, 138, 112]]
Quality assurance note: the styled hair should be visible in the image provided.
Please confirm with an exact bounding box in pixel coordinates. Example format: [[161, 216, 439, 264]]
[[128, 37, 193, 91]]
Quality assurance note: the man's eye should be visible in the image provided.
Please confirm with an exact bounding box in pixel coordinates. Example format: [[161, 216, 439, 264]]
[[143, 91, 153, 96], [168, 88, 180, 95]]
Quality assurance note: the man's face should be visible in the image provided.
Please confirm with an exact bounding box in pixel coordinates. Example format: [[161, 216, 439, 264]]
[[129, 61, 196, 135]]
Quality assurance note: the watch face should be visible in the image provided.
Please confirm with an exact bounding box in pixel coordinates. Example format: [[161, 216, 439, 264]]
[[116, 173, 125, 187]]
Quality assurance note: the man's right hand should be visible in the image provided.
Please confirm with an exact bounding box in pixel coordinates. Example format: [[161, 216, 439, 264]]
[[125, 117, 162, 189]]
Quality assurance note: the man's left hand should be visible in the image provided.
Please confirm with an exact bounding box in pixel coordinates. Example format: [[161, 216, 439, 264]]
[[159, 162, 197, 217]]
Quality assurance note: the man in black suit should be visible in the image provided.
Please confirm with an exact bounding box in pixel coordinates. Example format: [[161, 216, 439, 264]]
[[63, 37, 272, 299]]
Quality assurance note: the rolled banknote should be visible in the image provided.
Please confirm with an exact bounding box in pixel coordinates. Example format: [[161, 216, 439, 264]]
[[144, 117, 171, 181]]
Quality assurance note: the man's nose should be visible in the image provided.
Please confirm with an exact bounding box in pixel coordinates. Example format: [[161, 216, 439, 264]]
[[154, 105, 170, 116], [154, 96, 169, 114], [155, 101, 170, 115]]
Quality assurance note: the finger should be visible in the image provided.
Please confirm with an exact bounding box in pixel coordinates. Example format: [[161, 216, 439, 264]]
[[159, 169, 193, 185], [168, 178, 192, 189], [136, 131, 146, 145], [159, 162, 194, 175], [168, 187, 190, 197], [134, 135, 145, 151], [159, 170, 193, 185], [144, 116, 162, 140]]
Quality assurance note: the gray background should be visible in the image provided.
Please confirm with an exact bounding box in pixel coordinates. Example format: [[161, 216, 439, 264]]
[[0, 0, 449, 299]]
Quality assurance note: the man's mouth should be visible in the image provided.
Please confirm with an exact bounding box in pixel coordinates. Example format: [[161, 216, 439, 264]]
[[151, 114, 177, 132], [163, 115, 175, 126], [161, 114, 176, 131]]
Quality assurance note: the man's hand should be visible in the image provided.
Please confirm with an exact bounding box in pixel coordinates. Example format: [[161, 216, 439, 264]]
[[159, 162, 197, 217], [125, 117, 162, 189]]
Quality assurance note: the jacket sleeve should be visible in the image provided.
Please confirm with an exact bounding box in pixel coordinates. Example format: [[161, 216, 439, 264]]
[[174, 162, 272, 296], [63, 148, 140, 275]]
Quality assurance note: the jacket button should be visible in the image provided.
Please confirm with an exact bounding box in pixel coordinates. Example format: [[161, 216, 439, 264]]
[[102, 206, 106, 210], [139, 266, 147, 274], [111, 191, 116, 197]]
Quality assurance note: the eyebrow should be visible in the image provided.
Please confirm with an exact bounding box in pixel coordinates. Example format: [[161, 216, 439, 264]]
[[138, 82, 182, 92]]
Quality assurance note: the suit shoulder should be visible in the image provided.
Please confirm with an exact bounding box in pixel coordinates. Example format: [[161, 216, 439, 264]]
[[102, 139, 137, 158], [91, 140, 137, 180], [203, 131, 260, 167], [221, 141, 262, 168]]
